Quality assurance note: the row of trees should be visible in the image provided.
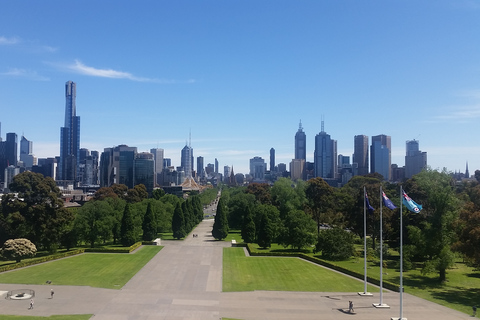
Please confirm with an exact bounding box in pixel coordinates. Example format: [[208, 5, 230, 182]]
[[211, 168, 480, 282], [0, 172, 216, 252]]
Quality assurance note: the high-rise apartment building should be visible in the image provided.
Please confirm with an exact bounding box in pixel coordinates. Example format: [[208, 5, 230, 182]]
[[370, 134, 391, 180], [78, 148, 99, 186], [290, 158, 305, 181], [314, 121, 337, 179], [405, 140, 427, 178], [150, 148, 164, 186], [353, 135, 369, 176], [181, 144, 193, 180], [197, 156, 205, 179], [59, 81, 80, 182], [134, 152, 155, 194], [250, 156, 266, 180], [270, 148, 275, 172], [100, 145, 137, 188], [295, 120, 306, 161], [20, 135, 35, 169]]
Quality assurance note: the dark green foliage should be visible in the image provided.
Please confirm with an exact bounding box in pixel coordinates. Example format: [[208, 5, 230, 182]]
[[182, 201, 193, 234], [257, 213, 273, 248], [142, 202, 157, 241], [253, 204, 281, 242], [278, 210, 316, 250], [120, 204, 137, 246], [316, 227, 354, 260], [212, 197, 229, 240], [152, 188, 165, 200], [241, 206, 256, 243], [227, 193, 255, 229], [191, 196, 203, 224], [1, 171, 74, 252], [75, 200, 114, 248], [172, 202, 186, 239]]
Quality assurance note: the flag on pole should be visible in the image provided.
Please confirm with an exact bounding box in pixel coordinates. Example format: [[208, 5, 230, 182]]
[[382, 191, 397, 210], [402, 191, 422, 213], [365, 192, 375, 212]]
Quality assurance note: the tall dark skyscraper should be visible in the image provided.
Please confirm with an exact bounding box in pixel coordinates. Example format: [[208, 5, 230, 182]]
[[270, 147, 275, 172], [371, 134, 391, 180], [353, 135, 369, 176], [59, 81, 80, 181], [314, 120, 337, 179], [0, 132, 18, 182], [294, 120, 306, 161]]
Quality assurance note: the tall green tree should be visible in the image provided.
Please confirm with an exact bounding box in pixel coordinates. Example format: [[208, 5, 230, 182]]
[[305, 177, 335, 234], [316, 227, 355, 260], [257, 212, 273, 248], [120, 204, 137, 246], [142, 202, 157, 241], [278, 210, 316, 250], [241, 206, 256, 243], [253, 204, 282, 242], [172, 202, 186, 239], [3, 172, 74, 252], [271, 178, 306, 219], [227, 192, 255, 229], [212, 197, 229, 240], [75, 200, 114, 248], [407, 169, 459, 282]]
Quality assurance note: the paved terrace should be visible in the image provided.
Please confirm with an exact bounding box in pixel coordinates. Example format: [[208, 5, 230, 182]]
[[0, 219, 473, 320]]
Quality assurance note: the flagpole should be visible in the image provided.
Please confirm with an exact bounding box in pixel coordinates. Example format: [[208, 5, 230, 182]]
[[374, 186, 389, 308], [400, 185, 404, 319], [359, 186, 371, 296]]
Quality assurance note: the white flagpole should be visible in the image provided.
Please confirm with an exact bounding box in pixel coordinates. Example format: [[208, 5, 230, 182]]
[[374, 186, 389, 308], [400, 186, 404, 319], [359, 186, 371, 296]]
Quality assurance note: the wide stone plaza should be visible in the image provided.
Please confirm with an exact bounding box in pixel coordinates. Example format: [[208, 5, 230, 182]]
[[0, 219, 473, 320]]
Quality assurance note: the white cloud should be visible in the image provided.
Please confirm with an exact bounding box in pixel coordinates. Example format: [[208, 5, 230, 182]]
[[435, 105, 480, 121], [65, 60, 181, 83], [0, 36, 20, 45], [0, 68, 50, 81]]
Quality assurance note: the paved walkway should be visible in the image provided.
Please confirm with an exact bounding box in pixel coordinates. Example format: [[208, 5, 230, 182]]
[[0, 219, 474, 319]]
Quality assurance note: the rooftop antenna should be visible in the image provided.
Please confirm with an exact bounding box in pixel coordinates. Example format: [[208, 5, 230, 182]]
[[299, 120, 303, 131], [321, 115, 325, 132]]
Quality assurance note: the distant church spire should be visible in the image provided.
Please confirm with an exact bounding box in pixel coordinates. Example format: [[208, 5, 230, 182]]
[[466, 161, 470, 179]]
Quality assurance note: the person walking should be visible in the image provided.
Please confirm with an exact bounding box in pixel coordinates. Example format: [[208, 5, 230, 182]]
[[473, 305, 477, 317], [29, 299, 34, 309], [51, 289, 54, 299]]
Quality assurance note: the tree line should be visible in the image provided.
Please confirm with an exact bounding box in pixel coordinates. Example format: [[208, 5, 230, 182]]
[[0, 172, 217, 254], [211, 169, 480, 282]]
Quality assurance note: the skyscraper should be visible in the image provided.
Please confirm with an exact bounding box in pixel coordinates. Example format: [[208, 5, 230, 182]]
[[294, 120, 306, 161], [20, 135, 35, 169], [134, 152, 155, 195], [59, 81, 80, 182], [250, 156, 266, 180], [353, 135, 369, 176], [314, 121, 337, 179], [197, 156, 205, 179], [0, 132, 17, 182], [150, 148, 164, 186], [405, 139, 427, 178], [270, 147, 275, 172], [99, 145, 137, 188], [181, 144, 193, 180], [370, 134, 391, 180]]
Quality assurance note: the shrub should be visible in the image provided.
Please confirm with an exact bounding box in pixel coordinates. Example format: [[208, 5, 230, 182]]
[[1, 239, 37, 263]]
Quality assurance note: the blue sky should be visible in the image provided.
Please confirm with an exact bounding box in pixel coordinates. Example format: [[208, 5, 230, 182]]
[[1, 1, 480, 175]]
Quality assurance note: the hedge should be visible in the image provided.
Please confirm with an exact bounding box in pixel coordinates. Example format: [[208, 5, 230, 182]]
[[84, 242, 143, 253], [246, 243, 400, 292], [0, 249, 85, 273]]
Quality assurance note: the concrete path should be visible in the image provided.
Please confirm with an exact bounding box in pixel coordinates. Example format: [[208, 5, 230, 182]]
[[0, 219, 474, 319]]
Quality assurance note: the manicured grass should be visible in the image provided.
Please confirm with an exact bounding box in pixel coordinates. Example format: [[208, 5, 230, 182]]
[[223, 247, 378, 292], [223, 230, 242, 243], [0, 246, 162, 289], [1, 315, 92, 320]]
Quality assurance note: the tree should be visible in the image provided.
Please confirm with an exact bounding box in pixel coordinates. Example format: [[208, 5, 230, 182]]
[[278, 210, 316, 250], [227, 192, 255, 229], [5, 171, 74, 252], [253, 204, 282, 242], [408, 169, 459, 282], [142, 202, 157, 241], [257, 212, 273, 248], [1, 238, 37, 263], [271, 178, 306, 219], [120, 204, 137, 246], [241, 206, 256, 243], [305, 177, 335, 234], [172, 202, 186, 239], [212, 197, 229, 240], [93, 187, 118, 201], [316, 227, 354, 260], [75, 200, 114, 248], [245, 183, 272, 204], [152, 188, 165, 200]]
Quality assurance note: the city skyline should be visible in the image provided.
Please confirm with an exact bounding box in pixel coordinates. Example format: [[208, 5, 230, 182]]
[[1, 1, 480, 175]]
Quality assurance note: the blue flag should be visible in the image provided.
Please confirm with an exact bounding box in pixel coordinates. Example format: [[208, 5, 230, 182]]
[[365, 192, 375, 213], [382, 192, 397, 210], [402, 191, 422, 213]]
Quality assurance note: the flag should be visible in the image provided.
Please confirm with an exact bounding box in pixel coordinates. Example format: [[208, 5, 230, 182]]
[[402, 191, 422, 213], [382, 191, 397, 210], [365, 192, 375, 212]]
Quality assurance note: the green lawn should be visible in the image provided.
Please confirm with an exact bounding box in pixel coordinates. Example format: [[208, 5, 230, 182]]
[[223, 247, 378, 292], [0, 246, 162, 289], [0, 316, 92, 320]]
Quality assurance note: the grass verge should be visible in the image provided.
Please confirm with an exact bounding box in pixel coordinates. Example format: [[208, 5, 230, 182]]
[[0, 315, 92, 320], [223, 247, 378, 292], [0, 246, 162, 289]]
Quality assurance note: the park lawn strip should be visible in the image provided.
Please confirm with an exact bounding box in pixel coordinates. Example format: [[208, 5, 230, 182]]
[[0, 315, 92, 320], [0, 246, 162, 289], [223, 247, 378, 293]]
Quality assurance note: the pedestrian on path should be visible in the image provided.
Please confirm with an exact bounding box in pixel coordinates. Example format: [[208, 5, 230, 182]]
[[29, 299, 34, 309], [51, 289, 54, 299], [473, 305, 477, 317]]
